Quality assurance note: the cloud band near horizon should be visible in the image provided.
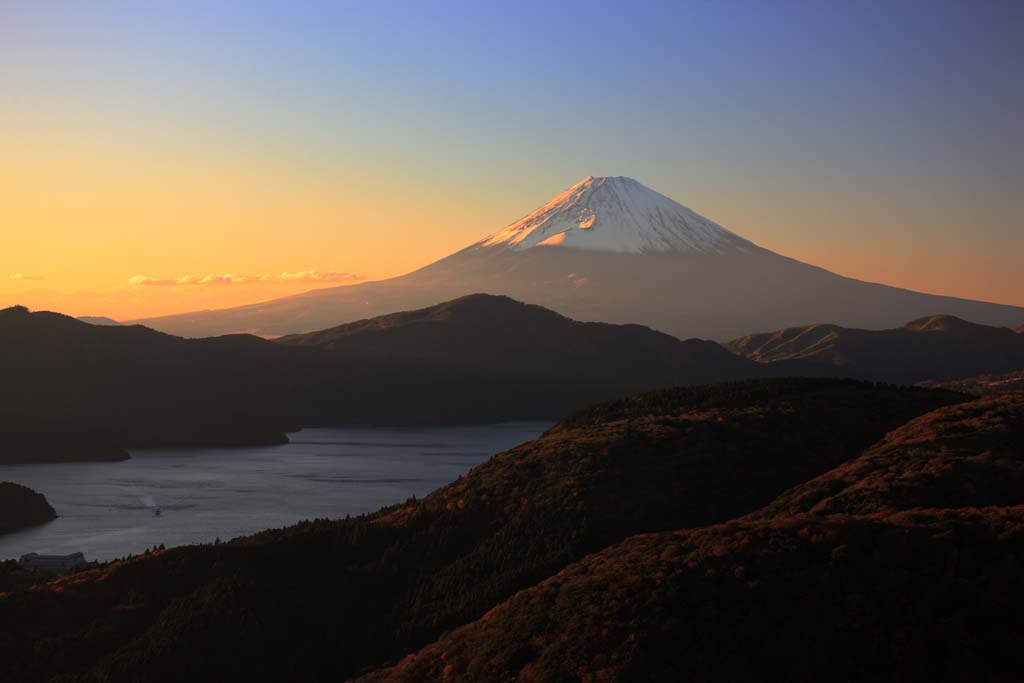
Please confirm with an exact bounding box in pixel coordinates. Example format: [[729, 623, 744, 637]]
[[128, 270, 364, 287]]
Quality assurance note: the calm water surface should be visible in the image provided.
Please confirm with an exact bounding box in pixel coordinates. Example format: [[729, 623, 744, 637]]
[[0, 423, 549, 562]]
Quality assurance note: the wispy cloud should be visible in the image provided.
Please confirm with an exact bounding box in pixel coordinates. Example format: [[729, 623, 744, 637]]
[[128, 270, 364, 287], [8, 273, 44, 280]]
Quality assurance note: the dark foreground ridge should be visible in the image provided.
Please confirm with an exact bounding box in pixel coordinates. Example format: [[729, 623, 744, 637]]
[[0, 378, 979, 682], [360, 391, 1024, 682]]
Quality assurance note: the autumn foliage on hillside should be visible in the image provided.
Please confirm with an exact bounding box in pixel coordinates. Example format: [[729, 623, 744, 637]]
[[3, 380, 1020, 682], [918, 369, 1024, 396], [360, 391, 1024, 682], [360, 507, 1024, 683]]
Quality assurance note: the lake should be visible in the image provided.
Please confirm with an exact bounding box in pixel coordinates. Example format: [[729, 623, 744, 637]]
[[0, 423, 549, 562]]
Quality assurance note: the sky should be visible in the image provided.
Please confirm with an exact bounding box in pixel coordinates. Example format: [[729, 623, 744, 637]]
[[2, 0, 1022, 320]]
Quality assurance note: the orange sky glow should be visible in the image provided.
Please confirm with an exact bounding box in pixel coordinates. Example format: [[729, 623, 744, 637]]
[[2, 2, 1021, 323], [2, 131, 1021, 321]]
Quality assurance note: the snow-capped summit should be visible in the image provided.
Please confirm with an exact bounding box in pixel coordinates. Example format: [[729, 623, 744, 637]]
[[131, 175, 1024, 342], [478, 176, 754, 254]]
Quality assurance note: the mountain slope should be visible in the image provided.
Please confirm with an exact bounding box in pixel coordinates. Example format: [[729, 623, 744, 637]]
[[757, 391, 1024, 517], [357, 391, 1024, 683], [0, 305, 295, 463], [130, 176, 1024, 340], [76, 316, 121, 326], [727, 314, 1024, 383], [276, 294, 761, 424], [919, 370, 1024, 395], [0, 295, 770, 462], [0, 379, 962, 682], [0, 483, 57, 535], [478, 175, 754, 253], [360, 507, 1024, 683]]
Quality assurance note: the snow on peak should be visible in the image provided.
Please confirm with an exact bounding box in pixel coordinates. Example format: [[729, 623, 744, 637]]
[[478, 176, 754, 254]]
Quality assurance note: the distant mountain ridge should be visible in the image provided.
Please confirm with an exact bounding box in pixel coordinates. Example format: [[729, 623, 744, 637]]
[[726, 314, 1024, 383], [276, 294, 763, 425], [129, 176, 1024, 340], [278, 294, 743, 373], [7, 298, 1023, 465], [0, 295, 761, 462], [76, 316, 121, 326]]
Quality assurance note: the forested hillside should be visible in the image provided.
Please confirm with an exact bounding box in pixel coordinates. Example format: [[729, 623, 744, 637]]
[[0, 379, 967, 681]]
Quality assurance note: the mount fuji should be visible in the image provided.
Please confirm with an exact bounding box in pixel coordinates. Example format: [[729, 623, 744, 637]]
[[132, 176, 1024, 340]]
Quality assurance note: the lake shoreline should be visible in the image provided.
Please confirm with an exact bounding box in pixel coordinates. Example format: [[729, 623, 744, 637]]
[[0, 423, 550, 562]]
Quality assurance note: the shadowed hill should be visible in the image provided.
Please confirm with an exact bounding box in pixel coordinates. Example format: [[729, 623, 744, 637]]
[[0, 296, 776, 462], [278, 294, 749, 378], [0, 483, 57, 535], [360, 507, 1024, 683], [0, 305, 297, 463], [276, 294, 762, 424], [0, 379, 962, 682], [727, 314, 1024, 383], [8, 296, 1012, 461], [358, 390, 1024, 683]]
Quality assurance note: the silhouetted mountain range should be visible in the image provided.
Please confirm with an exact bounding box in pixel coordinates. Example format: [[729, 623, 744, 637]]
[[0, 305, 296, 464], [7, 296, 1024, 464], [727, 314, 1024, 383], [0, 296, 761, 462], [277, 294, 761, 425]]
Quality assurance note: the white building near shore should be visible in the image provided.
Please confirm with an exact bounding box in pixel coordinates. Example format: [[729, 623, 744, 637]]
[[19, 552, 87, 574]]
